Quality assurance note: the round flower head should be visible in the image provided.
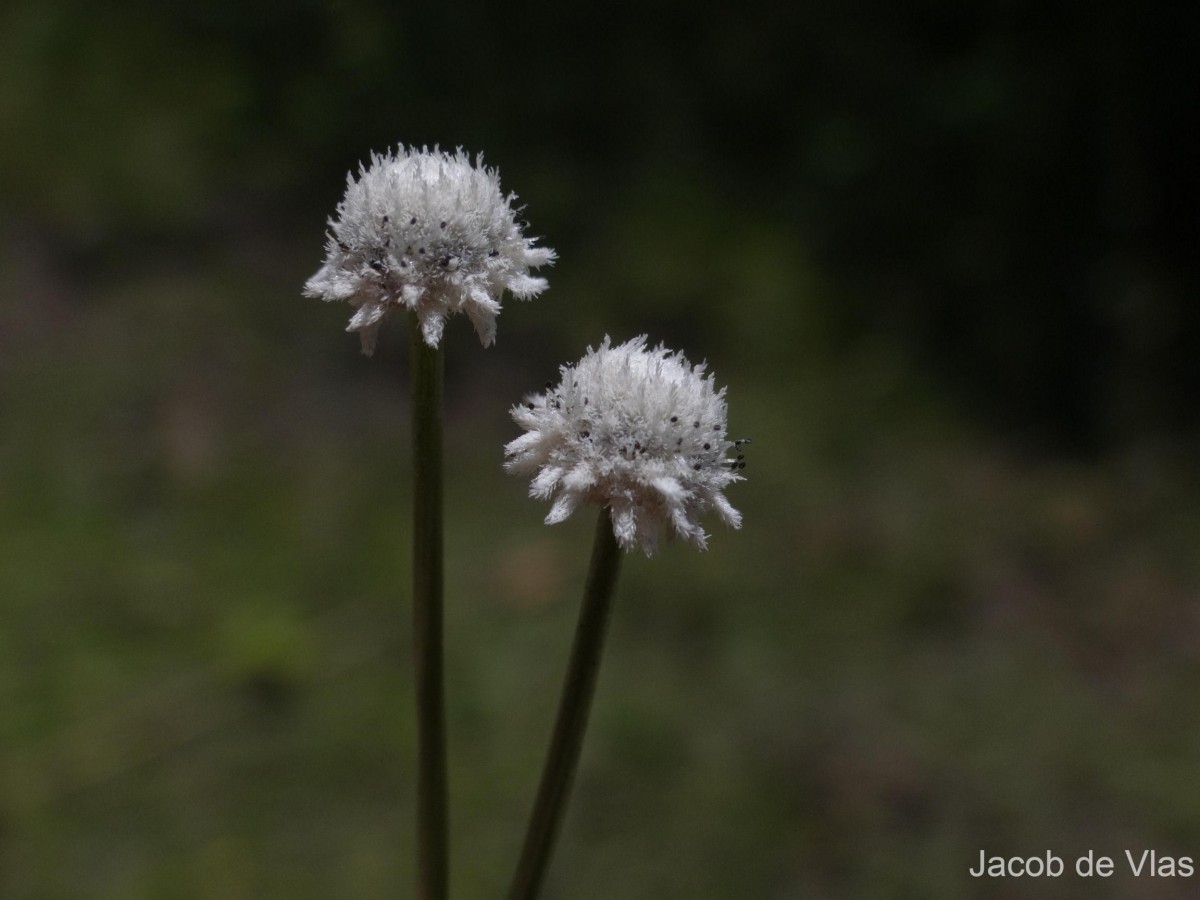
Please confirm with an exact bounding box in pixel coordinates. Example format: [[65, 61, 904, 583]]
[[303, 146, 555, 354], [505, 336, 745, 555]]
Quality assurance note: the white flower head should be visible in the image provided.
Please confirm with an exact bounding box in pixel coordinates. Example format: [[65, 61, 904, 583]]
[[505, 336, 745, 555], [303, 146, 555, 354]]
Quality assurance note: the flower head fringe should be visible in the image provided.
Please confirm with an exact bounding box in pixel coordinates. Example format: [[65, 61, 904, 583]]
[[505, 336, 744, 555], [304, 146, 555, 354]]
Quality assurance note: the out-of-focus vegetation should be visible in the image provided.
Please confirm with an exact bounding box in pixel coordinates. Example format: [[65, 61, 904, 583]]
[[2, 2, 1199, 898]]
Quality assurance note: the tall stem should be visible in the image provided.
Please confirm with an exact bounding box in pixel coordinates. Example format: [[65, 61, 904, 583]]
[[507, 508, 623, 900], [411, 324, 447, 900]]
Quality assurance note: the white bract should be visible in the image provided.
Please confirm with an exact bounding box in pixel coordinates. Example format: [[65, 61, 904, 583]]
[[304, 147, 555, 353], [505, 336, 745, 555]]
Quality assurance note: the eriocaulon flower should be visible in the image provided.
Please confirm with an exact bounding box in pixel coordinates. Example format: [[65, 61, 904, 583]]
[[303, 147, 555, 354], [505, 336, 745, 555]]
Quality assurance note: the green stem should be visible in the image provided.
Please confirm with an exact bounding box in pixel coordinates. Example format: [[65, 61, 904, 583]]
[[507, 508, 623, 900], [411, 323, 447, 900]]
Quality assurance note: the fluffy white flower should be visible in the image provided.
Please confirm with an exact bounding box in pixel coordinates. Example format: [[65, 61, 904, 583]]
[[505, 336, 745, 555], [303, 146, 555, 354]]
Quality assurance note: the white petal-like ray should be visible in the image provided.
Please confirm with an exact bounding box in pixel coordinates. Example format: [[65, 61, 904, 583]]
[[712, 492, 743, 529], [347, 303, 386, 331], [545, 492, 579, 525], [563, 461, 597, 493], [611, 506, 639, 550], [503, 431, 543, 458], [530, 466, 563, 499]]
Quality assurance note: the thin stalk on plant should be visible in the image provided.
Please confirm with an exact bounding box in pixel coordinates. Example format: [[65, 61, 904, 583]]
[[304, 146, 556, 900], [503, 336, 746, 899], [507, 507, 623, 900], [411, 322, 447, 900]]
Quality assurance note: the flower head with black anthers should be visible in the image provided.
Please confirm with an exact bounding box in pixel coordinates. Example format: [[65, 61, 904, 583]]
[[505, 336, 746, 555], [304, 146, 555, 354]]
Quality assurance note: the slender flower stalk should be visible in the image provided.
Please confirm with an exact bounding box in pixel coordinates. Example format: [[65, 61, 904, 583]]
[[505, 336, 745, 898], [304, 146, 555, 900], [507, 508, 622, 900], [411, 324, 447, 900]]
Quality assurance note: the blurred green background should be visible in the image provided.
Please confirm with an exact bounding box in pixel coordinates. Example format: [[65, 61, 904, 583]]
[[3, 1, 1200, 897]]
